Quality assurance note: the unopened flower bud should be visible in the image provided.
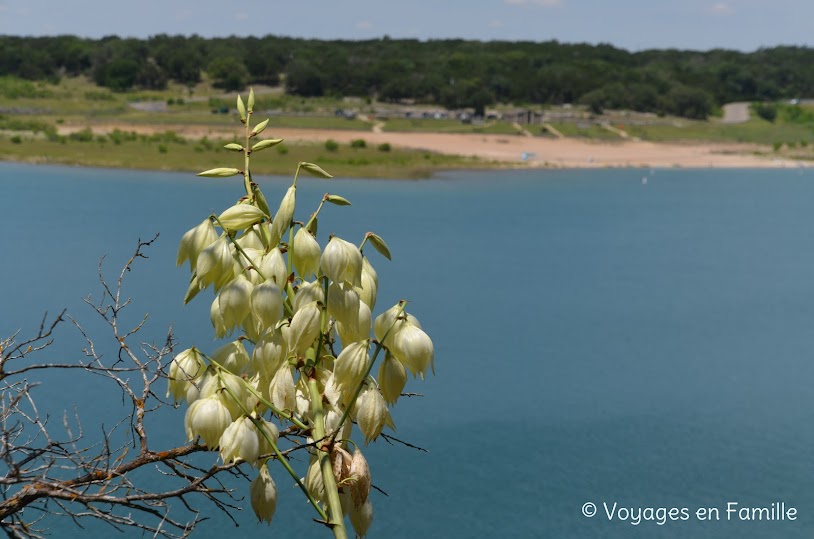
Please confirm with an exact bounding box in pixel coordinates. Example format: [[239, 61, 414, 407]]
[[250, 464, 278, 524], [333, 340, 370, 391], [349, 448, 371, 508], [288, 301, 322, 356], [167, 347, 206, 403], [292, 227, 321, 278], [251, 280, 283, 330], [218, 203, 267, 232], [378, 351, 407, 405], [349, 499, 373, 538], [220, 416, 260, 464], [177, 218, 218, 271], [269, 185, 296, 247], [321, 236, 363, 286], [355, 385, 387, 443], [185, 396, 232, 448]]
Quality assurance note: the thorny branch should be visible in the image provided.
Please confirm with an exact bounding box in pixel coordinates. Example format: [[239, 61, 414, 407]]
[[0, 237, 250, 539]]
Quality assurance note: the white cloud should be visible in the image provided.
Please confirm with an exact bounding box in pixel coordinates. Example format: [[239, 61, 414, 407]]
[[356, 20, 372, 30], [504, 0, 562, 6], [234, 12, 249, 21], [489, 19, 505, 28], [708, 2, 734, 15]]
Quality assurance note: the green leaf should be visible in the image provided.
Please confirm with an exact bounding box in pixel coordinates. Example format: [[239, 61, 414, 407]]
[[252, 118, 270, 136], [326, 194, 352, 206], [197, 167, 241, 178], [237, 95, 246, 122], [300, 162, 333, 179], [251, 138, 284, 152], [247, 87, 255, 112], [223, 143, 244, 152], [367, 232, 392, 260]]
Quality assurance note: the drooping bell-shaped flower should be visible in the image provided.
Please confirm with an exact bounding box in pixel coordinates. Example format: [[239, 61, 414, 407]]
[[323, 403, 351, 440], [251, 280, 283, 331], [202, 371, 247, 420], [377, 351, 407, 406], [218, 275, 254, 335], [268, 366, 296, 412], [390, 322, 434, 378], [211, 340, 250, 376], [293, 280, 324, 313], [185, 396, 232, 448], [167, 347, 207, 403], [288, 301, 322, 356], [235, 223, 266, 251], [196, 236, 234, 289], [210, 296, 227, 339], [183, 368, 211, 405], [217, 203, 267, 233], [333, 340, 370, 391], [292, 227, 321, 279], [269, 185, 296, 247], [257, 248, 288, 287], [336, 300, 371, 345], [327, 282, 361, 330], [250, 464, 278, 524], [349, 448, 371, 508], [177, 218, 218, 271], [320, 236, 363, 286], [355, 385, 387, 443], [373, 303, 404, 347], [355, 256, 378, 310], [304, 456, 326, 502], [219, 416, 260, 464], [238, 247, 265, 285], [254, 416, 280, 457], [349, 499, 373, 538], [252, 326, 288, 378]]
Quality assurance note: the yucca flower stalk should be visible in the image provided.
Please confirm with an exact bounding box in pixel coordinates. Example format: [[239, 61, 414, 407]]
[[172, 88, 435, 539]]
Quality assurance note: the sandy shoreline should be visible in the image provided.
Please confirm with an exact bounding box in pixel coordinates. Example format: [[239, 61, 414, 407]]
[[57, 123, 810, 169]]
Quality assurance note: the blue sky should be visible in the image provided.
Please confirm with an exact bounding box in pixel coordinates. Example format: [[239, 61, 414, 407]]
[[1, 0, 811, 52]]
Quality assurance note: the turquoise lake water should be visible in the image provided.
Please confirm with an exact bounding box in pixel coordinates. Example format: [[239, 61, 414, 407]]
[[2, 162, 814, 538]]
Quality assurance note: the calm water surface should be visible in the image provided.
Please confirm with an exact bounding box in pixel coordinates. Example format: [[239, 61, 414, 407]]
[[2, 163, 814, 538]]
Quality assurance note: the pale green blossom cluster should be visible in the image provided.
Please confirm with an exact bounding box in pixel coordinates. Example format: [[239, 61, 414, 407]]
[[168, 90, 433, 539]]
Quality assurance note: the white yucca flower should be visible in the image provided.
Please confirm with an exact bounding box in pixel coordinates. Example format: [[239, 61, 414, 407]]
[[257, 248, 288, 288], [293, 280, 325, 312], [252, 327, 288, 378], [304, 456, 326, 502], [185, 396, 232, 448], [238, 247, 266, 285], [333, 340, 370, 391], [320, 236, 363, 286], [177, 218, 218, 271], [292, 227, 321, 278], [251, 464, 278, 524], [336, 300, 371, 345], [327, 282, 361, 329], [355, 385, 387, 443], [210, 295, 227, 339], [219, 275, 254, 334], [202, 371, 247, 420], [235, 223, 266, 251], [167, 347, 206, 403], [268, 366, 295, 412], [196, 236, 234, 289], [373, 303, 404, 347], [254, 416, 280, 457], [355, 256, 378, 309], [377, 351, 407, 406], [288, 301, 321, 356], [211, 340, 250, 376], [219, 416, 260, 464], [390, 321, 434, 378], [251, 280, 284, 330]]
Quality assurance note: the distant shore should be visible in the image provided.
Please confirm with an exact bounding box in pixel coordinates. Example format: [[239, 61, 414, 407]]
[[52, 123, 811, 171]]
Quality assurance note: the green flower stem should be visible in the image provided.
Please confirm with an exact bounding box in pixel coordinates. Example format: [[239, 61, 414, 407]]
[[204, 354, 308, 430], [217, 372, 327, 521], [357, 233, 370, 251], [331, 300, 406, 440], [305, 195, 328, 231], [211, 214, 270, 282], [243, 103, 252, 199], [307, 377, 348, 539]]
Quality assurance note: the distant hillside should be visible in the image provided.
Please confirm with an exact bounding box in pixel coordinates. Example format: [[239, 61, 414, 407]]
[[2, 35, 813, 119]]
